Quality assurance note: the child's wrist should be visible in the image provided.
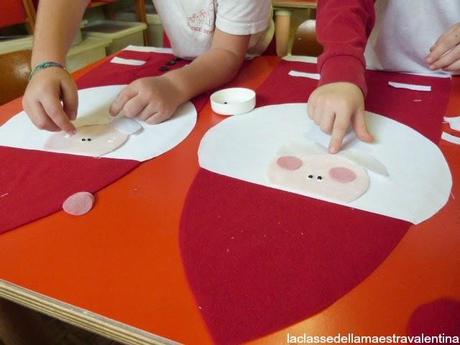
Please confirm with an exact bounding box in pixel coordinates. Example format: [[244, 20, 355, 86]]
[[29, 61, 67, 81]]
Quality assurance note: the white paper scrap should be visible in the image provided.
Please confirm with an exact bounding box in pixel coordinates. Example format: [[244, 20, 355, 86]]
[[110, 56, 146, 66], [388, 81, 432, 92], [441, 132, 460, 145], [123, 45, 174, 54], [288, 70, 321, 80]]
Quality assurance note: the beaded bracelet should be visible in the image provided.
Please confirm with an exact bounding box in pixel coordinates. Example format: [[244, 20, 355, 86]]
[[29, 61, 66, 81]]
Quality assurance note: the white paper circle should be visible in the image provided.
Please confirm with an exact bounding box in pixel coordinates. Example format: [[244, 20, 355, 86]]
[[0, 85, 197, 162]]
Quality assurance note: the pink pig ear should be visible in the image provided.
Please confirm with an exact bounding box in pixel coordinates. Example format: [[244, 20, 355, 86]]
[[329, 167, 357, 183], [277, 156, 303, 170]]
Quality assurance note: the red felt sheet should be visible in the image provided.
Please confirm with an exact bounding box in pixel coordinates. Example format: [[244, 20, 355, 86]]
[[180, 61, 452, 344]]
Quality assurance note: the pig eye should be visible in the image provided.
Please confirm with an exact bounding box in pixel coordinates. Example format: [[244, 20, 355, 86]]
[[317, 176, 323, 180], [308, 175, 314, 179], [81, 138, 86, 142], [277, 156, 303, 170]]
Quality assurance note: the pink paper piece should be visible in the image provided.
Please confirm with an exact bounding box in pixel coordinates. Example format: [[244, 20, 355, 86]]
[[269, 153, 370, 203], [62, 192, 95, 216], [45, 124, 129, 157]]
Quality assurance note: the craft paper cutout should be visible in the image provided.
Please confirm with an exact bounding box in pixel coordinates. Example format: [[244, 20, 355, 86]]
[[441, 132, 460, 145], [199, 103, 452, 224], [268, 144, 371, 203], [288, 70, 321, 80], [45, 125, 129, 157], [444, 116, 460, 131], [62, 191, 95, 216], [0, 85, 197, 162], [110, 56, 146, 66], [110, 117, 143, 135], [388, 81, 432, 92]]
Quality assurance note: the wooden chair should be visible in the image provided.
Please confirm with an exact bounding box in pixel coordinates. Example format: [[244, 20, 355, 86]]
[[291, 19, 323, 57], [0, 49, 31, 105], [0, 0, 36, 34]]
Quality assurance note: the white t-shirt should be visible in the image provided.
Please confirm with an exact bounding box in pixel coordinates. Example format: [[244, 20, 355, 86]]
[[152, 0, 274, 59], [365, 0, 460, 74]]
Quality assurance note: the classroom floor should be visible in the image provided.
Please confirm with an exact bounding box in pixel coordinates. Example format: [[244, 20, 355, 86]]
[[0, 301, 126, 345]]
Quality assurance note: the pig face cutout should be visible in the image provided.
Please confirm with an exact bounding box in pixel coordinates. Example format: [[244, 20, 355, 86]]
[[269, 153, 370, 202], [44, 118, 143, 157], [267, 144, 389, 203]]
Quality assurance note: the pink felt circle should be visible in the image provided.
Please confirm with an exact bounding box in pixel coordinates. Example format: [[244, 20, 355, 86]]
[[328, 167, 357, 183], [277, 156, 303, 170], [62, 192, 95, 216]]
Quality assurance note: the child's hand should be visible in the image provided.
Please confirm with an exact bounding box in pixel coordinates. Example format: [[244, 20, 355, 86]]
[[427, 23, 460, 72], [307, 82, 373, 153], [109, 76, 183, 124], [23, 68, 78, 134]]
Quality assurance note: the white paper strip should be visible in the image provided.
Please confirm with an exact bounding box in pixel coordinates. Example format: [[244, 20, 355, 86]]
[[0, 85, 197, 162], [199, 103, 451, 224], [444, 116, 460, 123], [123, 45, 174, 54], [388, 81, 432, 92], [441, 132, 460, 145], [110, 56, 146, 66], [288, 70, 320, 80], [444, 116, 460, 131], [283, 55, 318, 64]]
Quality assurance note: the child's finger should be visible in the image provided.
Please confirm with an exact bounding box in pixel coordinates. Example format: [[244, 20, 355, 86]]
[[41, 96, 76, 134], [352, 110, 374, 142], [429, 44, 460, 70], [443, 59, 460, 72], [427, 25, 460, 64], [121, 96, 148, 118], [138, 104, 159, 121], [320, 112, 335, 134], [307, 100, 316, 121], [61, 80, 78, 121], [110, 87, 137, 116], [26, 100, 60, 132], [329, 115, 349, 154], [146, 111, 170, 125]]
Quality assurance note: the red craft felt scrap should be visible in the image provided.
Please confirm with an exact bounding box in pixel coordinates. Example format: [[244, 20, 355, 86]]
[[408, 299, 460, 338], [179, 60, 452, 344]]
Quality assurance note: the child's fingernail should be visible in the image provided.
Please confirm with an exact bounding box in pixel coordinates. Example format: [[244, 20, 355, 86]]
[[329, 146, 337, 154]]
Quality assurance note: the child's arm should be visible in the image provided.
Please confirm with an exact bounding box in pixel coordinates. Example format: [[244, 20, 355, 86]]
[[427, 23, 460, 72], [308, 0, 375, 153], [23, 0, 90, 134], [109, 29, 249, 123]]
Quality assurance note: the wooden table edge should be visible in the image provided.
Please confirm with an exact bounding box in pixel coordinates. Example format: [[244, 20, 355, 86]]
[[0, 279, 178, 345]]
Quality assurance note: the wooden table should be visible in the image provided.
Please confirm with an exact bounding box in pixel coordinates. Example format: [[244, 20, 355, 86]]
[[0, 55, 459, 345]]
